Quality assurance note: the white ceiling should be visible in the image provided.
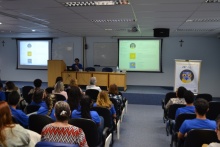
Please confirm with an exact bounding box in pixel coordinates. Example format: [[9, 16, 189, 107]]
[[0, 0, 220, 38]]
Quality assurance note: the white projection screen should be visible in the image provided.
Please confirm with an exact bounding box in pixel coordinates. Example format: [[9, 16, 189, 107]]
[[118, 39, 162, 72], [17, 39, 52, 69]]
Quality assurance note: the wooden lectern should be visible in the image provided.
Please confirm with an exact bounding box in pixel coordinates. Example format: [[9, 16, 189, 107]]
[[48, 60, 66, 87]]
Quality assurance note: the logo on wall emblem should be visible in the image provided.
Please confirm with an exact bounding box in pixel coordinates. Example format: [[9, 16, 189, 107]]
[[180, 69, 194, 83], [27, 44, 32, 48]]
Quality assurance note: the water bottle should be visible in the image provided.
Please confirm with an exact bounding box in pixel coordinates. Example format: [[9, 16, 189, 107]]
[[116, 66, 120, 73]]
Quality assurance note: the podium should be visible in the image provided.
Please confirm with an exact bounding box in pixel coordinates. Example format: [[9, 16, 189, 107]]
[[48, 60, 66, 87]]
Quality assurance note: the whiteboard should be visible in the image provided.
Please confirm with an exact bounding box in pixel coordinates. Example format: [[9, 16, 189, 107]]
[[93, 42, 118, 66]]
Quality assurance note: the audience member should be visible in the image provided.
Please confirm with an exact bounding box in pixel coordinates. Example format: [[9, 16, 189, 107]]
[[67, 86, 82, 111], [165, 86, 187, 109], [8, 91, 29, 128], [86, 77, 101, 92], [53, 81, 68, 99], [0, 101, 40, 147], [68, 78, 84, 94], [202, 114, 220, 147], [5, 81, 21, 95], [178, 99, 216, 140], [175, 90, 195, 119], [28, 78, 43, 95], [55, 76, 63, 84], [72, 58, 83, 71], [0, 82, 6, 101], [94, 91, 116, 122], [37, 94, 57, 120], [30, 89, 47, 108], [41, 101, 88, 147]]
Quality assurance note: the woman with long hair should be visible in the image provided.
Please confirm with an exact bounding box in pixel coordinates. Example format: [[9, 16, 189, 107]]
[[53, 81, 68, 99], [41, 101, 88, 147], [108, 84, 127, 107], [67, 86, 82, 111], [0, 101, 40, 147]]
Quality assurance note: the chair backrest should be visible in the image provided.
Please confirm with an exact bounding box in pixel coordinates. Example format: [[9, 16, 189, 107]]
[[54, 94, 66, 101], [45, 87, 54, 94], [26, 105, 40, 114], [85, 67, 95, 71], [102, 67, 113, 72], [4, 91, 11, 102], [184, 129, 218, 147], [109, 97, 122, 118], [68, 118, 99, 147], [165, 92, 177, 105], [195, 93, 212, 102], [35, 141, 79, 147], [206, 101, 220, 120], [167, 104, 186, 120], [174, 113, 196, 132], [22, 86, 34, 101], [91, 107, 112, 128], [85, 89, 99, 101], [29, 114, 54, 134]]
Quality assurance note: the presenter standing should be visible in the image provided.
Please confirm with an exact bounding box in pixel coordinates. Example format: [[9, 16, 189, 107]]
[[72, 58, 83, 71]]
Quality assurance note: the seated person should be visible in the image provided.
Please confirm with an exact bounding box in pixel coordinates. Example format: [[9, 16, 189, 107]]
[[175, 90, 195, 119], [202, 114, 220, 147], [0, 101, 40, 147], [41, 101, 88, 147], [72, 58, 83, 71], [0, 82, 6, 101], [86, 77, 101, 92], [28, 78, 44, 95], [67, 86, 82, 112], [165, 86, 187, 110], [53, 81, 68, 99], [93, 91, 116, 123], [5, 81, 21, 95], [178, 99, 216, 140], [8, 91, 29, 128], [30, 89, 47, 108], [37, 94, 57, 121], [68, 78, 84, 94]]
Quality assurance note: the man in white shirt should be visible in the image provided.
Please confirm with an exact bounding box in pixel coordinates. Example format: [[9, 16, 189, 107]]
[[86, 77, 101, 92]]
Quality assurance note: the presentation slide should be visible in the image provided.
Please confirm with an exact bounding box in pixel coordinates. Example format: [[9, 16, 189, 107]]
[[17, 39, 52, 69], [118, 39, 162, 72]]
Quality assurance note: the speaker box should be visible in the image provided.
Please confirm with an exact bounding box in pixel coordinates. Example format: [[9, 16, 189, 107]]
[[153, 28, 170, 37]]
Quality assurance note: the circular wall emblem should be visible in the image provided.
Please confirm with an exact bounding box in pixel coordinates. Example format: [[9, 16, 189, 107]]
[[180, 69, 194, 83]]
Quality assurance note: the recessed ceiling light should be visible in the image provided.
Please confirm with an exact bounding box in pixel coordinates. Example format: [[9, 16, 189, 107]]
[[63, 0, 130, 7], [105, 29, 113, 31], [176, 29, 214, 32], [32, 30, 36, 32], [205, 0, 220, 3], [0, 22, 2, 24], [187, 18, 220, 22], [91, 19, 135, 23]]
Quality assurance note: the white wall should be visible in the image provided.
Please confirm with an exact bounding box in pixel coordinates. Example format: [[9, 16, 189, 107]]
[[0, 37, 220, 97]]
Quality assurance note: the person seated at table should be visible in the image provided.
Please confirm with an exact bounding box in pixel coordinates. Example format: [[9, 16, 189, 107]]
[[178, 99, 216, 140], [165, 86, 187, 110], [30, 89, 47, 108], [0, 101, 40, 147], [28, 78, 43, 95], [72, 58, 83, 71], [41, 101, 88, 147], [53, 81, 68, 99], [175, 90, 195, 119], [86, 77, 101, 92], [37, 94, 57, 120], [0, 82, 6, 101], [8, 91, 29, 128]]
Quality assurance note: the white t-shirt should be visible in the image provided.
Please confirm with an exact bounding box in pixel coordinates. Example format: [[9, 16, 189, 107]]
[[86, 85, 102, 92]]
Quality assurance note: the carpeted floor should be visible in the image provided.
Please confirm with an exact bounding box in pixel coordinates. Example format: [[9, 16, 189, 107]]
[[113, 104, 170, 147]]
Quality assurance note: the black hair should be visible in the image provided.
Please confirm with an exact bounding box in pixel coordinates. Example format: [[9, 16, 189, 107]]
[[32, 89, 44, 103], [33, 79, 42, 88], [177, 86, 187, 98], [54, 101, 71, 121], [75, 58, 79, 62], [0, 82, 3, 88], [8, 91, 20, 105], [67, 86, 82, 111], [194, 98, 209, 116], [80, 95, 92, 119], [184, 90, 194, 104]]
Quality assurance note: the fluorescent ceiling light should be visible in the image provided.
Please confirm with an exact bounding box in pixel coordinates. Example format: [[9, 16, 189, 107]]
[[186, 18, 220, 22], [91, 19, 135, 23], [176, 29, 214, 32], [205, 0, 220, 3], [63, 0, 130, 7]]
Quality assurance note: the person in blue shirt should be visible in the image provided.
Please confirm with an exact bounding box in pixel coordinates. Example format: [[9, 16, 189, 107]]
[[72, 58, 83, 71], [37, 94, 56, 121], [30, 89, 47, 108], [178, 98, 216, 140], [8, 91, 29, 128], [0, 82, 6, 101], [175, 90, 195, 119]]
